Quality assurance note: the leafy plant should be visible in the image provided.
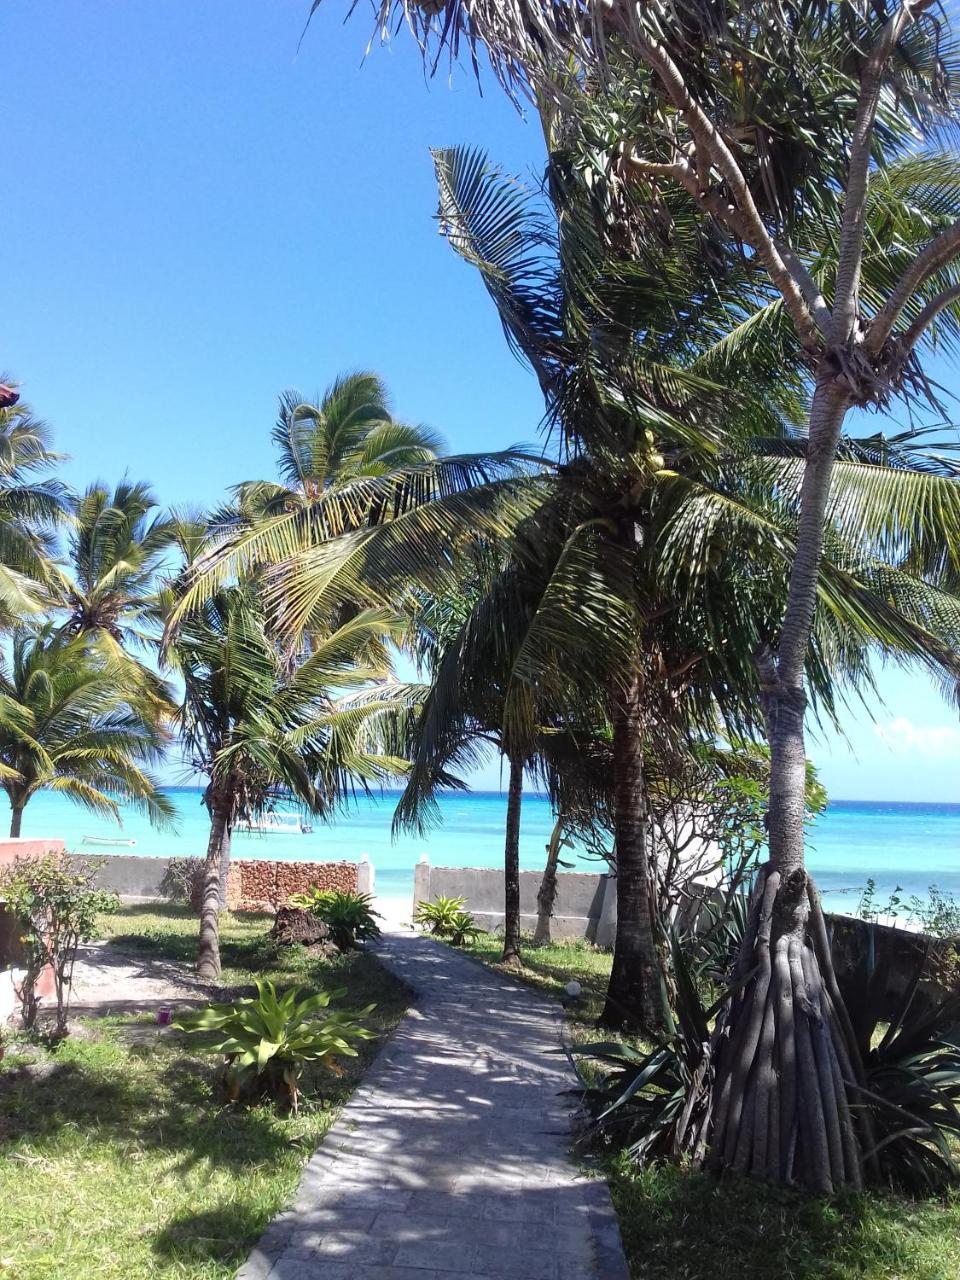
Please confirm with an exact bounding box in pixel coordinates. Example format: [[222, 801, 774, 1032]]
[[173, 978, 375, 1113], [414, 895, 468, 936], [448, 910, 485, 947], [839, 942, 960, 1193], [0, 851, 119, 1034], [571, 933, 722, 1165], [856, 877, 905, 924], [289, 889, 381, 951]]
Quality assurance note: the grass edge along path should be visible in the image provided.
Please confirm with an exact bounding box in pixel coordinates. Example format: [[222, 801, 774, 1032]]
[[0, 905, 407, 1280]]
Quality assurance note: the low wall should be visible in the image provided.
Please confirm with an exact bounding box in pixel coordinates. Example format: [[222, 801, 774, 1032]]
[[413, 860, 617, 947], [80, 852, 374, 911]]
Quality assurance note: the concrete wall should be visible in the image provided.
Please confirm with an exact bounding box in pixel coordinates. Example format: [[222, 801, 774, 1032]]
[[413, 859, 618, 947]]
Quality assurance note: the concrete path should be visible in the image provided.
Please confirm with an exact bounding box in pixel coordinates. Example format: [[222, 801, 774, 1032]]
[[237, 931, 630, 1280]]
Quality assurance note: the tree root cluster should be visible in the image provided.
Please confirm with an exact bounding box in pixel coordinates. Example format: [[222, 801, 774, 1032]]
[[708, 865, 876, 1192]]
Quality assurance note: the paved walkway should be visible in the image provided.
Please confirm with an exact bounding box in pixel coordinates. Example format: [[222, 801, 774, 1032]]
[[238, 931, 629, 1280]]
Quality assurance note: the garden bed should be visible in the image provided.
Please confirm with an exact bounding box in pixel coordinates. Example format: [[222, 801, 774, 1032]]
[[0, 905, 407, 1279]]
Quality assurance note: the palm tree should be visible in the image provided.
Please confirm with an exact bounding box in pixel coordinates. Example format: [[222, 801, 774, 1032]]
[[166, 582, 411, 979], [61, 479, 179, 647], [0, 392, 69, 625], [228, 374, 443, 521], [323, 0, 960, 1186], [0, 625, 174, 837]]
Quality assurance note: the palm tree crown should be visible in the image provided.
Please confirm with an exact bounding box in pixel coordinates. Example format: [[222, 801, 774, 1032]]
[[0, 625, 174, 837]]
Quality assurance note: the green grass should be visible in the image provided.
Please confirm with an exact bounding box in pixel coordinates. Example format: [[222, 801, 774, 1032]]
[[607, 1158, 960, 1280], [456, 932, 614, 1027], [0, 905, 407, 1279]]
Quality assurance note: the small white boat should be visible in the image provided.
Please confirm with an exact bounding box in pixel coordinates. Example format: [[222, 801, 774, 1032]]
[[238, 813, 311, 836], [82, 836, 137, 847]]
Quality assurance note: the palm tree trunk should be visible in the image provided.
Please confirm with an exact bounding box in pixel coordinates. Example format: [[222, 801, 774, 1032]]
[[198, 797, 230, 980], [533, 814, 566, 946], [9, 804, 24, 838], [709, 378, 875, 1190], [217, 822, 233, 910], [501, 753, 524, 966], [600, 671, 668, 1033]]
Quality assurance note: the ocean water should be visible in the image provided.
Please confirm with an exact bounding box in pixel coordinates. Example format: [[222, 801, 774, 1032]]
[[1, 789, 957, 913]]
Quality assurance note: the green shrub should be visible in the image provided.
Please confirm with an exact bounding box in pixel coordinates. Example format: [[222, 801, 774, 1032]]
[[448, 910, 485, 946], [414, 895, 468, 936], [0, 851, 119, 1035], [173, 978, 375, 1113], [288, 888, 381, 951]]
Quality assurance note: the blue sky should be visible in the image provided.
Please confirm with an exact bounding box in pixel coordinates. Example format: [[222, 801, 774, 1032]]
[[2, 2, 958, 802]]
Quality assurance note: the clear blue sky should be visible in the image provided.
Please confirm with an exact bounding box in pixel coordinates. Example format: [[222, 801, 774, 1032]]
[[2, 2, 958, 802]]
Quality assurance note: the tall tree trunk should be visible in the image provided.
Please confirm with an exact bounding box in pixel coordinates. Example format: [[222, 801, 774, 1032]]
[[533, 814, 566, 946], [600, 672, 668, 1033], [501, 753, 524, 966], [709, 378, 875, 1190], [218, 822, 233, 910], [198, 798, 230, 980], [9, 804, 24, 838]]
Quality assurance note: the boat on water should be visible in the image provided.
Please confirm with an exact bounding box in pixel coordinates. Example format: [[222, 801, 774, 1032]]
[[82, 836, 137, 847], [237, 813, 312, 836]]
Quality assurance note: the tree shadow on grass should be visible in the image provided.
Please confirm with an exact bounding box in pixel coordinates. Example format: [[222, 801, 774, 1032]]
[[0, 1044, 326, 1176], [152, 1206, 272, 1269], [611, 1162, 958, 1280]]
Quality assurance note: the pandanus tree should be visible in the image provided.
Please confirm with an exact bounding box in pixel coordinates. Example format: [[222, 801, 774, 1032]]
[[165, 582, 411, 979], [0, 625, 174, 837], [323, 0, 960, 1188]]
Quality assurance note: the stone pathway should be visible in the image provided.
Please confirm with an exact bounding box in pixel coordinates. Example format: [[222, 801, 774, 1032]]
[[238, 931, 629, 1280]]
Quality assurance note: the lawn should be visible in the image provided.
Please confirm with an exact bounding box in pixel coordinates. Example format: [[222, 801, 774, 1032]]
[[0, 905, 407, 1280], [609, 1159, 960, 1280], [456, 932, 614, 1028]]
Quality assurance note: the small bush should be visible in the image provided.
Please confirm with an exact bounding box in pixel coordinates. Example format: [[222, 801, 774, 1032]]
[[0, 851, 119, 1034], [288, 888, 381, 951], [414, 896, 467, 935], [174, 978, 375, 1113]]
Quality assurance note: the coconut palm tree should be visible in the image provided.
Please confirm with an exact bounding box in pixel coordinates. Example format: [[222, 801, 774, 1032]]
[[165, 581, 412, 979], [321, 0, 960, 1185], [227, 374, 443, 522], [61, 479, 179, 647], [0, 625, 174, 837], [0, 392, 69, 625]]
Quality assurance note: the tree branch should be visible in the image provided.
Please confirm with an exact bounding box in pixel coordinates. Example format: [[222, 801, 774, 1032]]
[[636, 36, 824, 352], [898, 281, 960, 356], [866, 219, 960, 353], [830, 0, 927, 344]]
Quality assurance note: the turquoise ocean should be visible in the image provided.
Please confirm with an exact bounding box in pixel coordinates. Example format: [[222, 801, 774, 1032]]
[[2, 789, 958, 914]]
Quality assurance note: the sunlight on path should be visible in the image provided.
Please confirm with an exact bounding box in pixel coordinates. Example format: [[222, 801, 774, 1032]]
[[237, 931, 629, 1280]]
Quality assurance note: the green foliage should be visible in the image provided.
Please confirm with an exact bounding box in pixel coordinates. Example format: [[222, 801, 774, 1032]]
[[571, 932, 719, 1165], [0, 625, 174, 835], [840, 945, 960, 1194], [448, 910, 485, 946], [173, 978, 375, 1113], [414, 895, 468, 936], [0, 851, 119, 1034], [289, 888, 382, 951]]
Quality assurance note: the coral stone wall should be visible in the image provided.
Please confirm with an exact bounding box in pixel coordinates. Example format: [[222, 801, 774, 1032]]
[[237, 859, 359, 912]]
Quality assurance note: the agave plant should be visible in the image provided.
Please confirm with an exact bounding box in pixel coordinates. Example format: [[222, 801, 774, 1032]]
[[414, 895, 468, 937], [839, 939, 960, 1193], [571, 932, 720, 1165], [174, 979, 375, 1113]]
